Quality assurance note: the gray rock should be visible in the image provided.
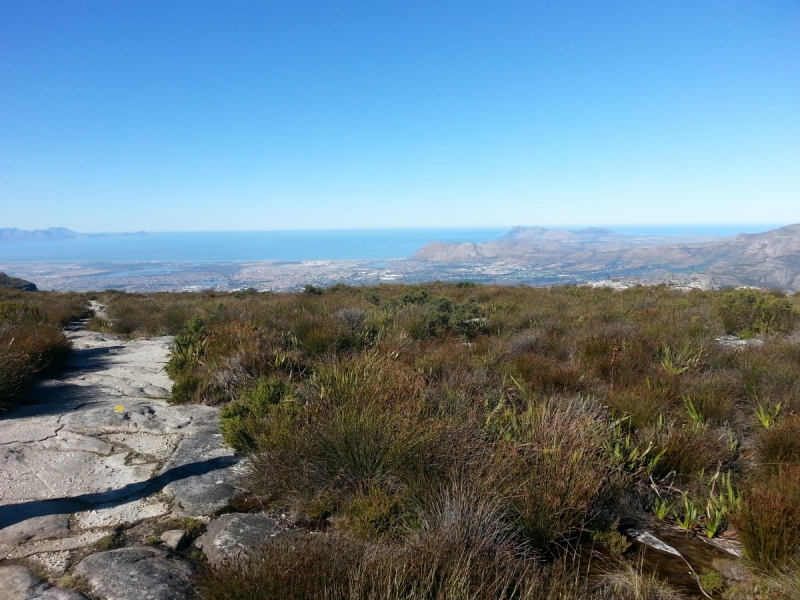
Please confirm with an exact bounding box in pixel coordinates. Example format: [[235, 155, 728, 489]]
[[74, 546, 192, 600], [0, 514, 71, 545], [195, 513, 305, 566], [160, 530, 188, 551], [163, 475, 237, 518], [715, 335, 765, 350], [28, 587, 85, 600], [0, 566, 39, 600], [0, 564, 85, 600], [623, 529, 681, 556], [60, 404, 192, 436], [143, 386, 171, 399], [160, 426, 238, 517]]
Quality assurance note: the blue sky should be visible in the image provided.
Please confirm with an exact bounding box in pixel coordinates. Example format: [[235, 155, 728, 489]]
[[1, 1, 799, 232]]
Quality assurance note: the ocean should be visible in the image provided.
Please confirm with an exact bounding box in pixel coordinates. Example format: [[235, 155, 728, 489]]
[[0, 224, 784, 264], [0, 228, 508, 263]]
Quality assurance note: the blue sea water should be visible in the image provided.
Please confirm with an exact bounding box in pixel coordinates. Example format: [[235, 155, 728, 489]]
[[0, 224, 785, 264], [0, 228, 509, 263]]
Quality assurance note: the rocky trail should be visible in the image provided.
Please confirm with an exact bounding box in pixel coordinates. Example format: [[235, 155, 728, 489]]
[[0, 318, 291, 600]]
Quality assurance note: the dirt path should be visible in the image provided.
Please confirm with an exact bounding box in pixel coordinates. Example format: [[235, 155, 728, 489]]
[[0, 320, 239, 598]]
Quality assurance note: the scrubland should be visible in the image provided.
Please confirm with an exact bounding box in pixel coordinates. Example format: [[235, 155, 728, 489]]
[[4, 283, 800, 598]]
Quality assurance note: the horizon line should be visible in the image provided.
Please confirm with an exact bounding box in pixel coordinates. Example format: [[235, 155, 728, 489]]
[[1, 222, 792, 236]]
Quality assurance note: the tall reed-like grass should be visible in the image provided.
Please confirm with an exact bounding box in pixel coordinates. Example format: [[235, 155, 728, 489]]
[[732, 465, 800, 569]]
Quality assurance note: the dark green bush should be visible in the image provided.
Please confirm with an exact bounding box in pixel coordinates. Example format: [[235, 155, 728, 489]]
[[220, 377, 294, 451], [168, 374, 202, 405], [714, 288, 799, 337], [0, 352, 32, 408], [166, 315, 207, 376], [343, 485, 406, 540]]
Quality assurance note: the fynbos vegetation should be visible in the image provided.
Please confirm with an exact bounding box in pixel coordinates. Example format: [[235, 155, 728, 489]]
[[83, 285, 800, 597]]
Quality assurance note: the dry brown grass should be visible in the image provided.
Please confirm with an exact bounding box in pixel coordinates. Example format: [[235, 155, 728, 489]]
[[0, 292, 87, 410]]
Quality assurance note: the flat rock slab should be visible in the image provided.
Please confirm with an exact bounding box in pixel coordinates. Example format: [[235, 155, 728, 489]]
[[61, 404, 193, 436], [1, 530, 110, 560], [0, 564, 85, 600], [0, 415, 62, 445], [73, 497, 170, 529], [36, 430, 114, 455], [195, 512, 304, 566], [0, 514, 71, 545], [74, 547, 193, 600], [0, 446, 158, 504], [159, 418, 238, 517]]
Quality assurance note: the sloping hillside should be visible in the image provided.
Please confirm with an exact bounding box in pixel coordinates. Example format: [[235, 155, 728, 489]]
[[412, 224, 800, 290]]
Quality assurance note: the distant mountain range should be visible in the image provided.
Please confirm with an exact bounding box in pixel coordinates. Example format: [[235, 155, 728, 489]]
[[412, 224, 800, 291], [0, 227, 145, 241]]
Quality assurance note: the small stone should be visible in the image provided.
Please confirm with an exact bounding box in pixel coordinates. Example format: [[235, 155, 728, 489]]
[[195, 513, 304, 566], [160, 530, 188, 551]]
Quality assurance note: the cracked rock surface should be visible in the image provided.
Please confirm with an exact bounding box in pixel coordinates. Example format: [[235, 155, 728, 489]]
[[0, 323, 240, 598], [74, 547, 193, 600]]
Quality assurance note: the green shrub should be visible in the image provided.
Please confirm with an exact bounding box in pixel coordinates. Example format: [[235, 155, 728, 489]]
[[91, 283, 800, 585], [166, 315, 208, 378], [0, 301, 42, 322], [343, 485, 406, 540], [169, 374, 201, 405], [220, 377, 294, 451], [714, 288, 799, 337]]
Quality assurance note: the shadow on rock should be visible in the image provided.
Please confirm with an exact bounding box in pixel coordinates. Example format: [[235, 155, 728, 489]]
[[0, 456, 238, 529]]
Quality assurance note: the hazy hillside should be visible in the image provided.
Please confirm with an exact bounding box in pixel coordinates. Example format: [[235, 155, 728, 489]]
[[0, 272, 37, 291], [0, 227, 89, 241], [412, 224, 800, 291], [0, 227, 145, 242]]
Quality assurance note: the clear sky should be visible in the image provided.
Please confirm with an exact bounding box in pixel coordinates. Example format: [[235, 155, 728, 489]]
[[1, 1, 799, 232]]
